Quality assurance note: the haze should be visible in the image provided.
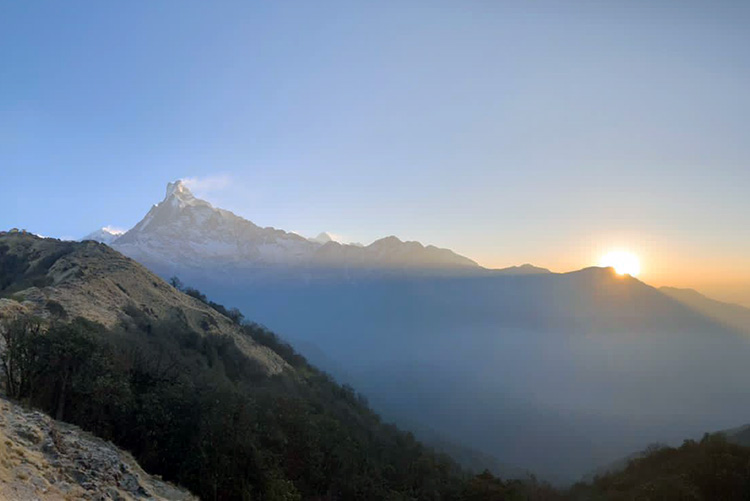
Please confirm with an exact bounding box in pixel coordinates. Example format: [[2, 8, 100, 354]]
[[2, 1, 750, 305], [6, 4, 750, 493]]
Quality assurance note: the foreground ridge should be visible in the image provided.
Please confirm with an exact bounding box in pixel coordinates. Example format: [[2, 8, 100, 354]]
[[0, 396, 196, 501]]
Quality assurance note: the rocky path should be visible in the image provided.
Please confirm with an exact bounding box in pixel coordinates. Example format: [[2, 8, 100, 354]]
[[0, 397, 197, 500]]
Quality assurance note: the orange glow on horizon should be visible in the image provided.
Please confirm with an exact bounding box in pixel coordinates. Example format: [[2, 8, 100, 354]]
[[599, 251, 641, 277]]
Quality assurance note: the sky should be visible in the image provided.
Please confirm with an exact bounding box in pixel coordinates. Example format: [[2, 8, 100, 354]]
[[2, 1, 750, 304]]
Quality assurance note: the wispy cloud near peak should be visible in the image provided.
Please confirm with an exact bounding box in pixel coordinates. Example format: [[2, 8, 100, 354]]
[[182, 174, 232, 195]]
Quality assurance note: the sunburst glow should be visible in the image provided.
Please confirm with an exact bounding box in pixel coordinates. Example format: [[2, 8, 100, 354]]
[[599, 251, 641, 276]]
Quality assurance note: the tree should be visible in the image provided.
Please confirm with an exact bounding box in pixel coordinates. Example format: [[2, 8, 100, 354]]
[[169, 276, 184, 291], [0, 316, 44, 399], [35, 318, 105, 420]]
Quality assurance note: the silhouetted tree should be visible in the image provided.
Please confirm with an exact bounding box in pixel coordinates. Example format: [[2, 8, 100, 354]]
[[169, 276, 184, 290]]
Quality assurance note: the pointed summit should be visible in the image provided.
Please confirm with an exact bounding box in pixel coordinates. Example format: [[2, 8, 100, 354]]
[[165, 179, 193, 200], [163, 179, 203, 208], [114, 180, 222, 246], [112, 180, 479, 274]]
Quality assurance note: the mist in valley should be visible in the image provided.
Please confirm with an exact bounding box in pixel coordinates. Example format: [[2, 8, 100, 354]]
[[165, 268, 750, 482]]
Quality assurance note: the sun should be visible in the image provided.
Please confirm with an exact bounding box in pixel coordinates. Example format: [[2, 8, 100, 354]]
[[599, 251, 641, 276]]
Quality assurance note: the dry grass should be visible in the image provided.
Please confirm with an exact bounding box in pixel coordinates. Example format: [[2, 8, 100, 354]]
[[0, 429, 15, 481]]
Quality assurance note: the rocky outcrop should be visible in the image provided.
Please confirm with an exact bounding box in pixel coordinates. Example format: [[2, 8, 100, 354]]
[[0, 396, 196, 500]]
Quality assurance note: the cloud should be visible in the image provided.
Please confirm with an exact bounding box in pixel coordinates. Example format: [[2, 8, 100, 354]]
[[326, 232, 346, 243], [182, 174, 232, 194], [309, 231, 355, 244]]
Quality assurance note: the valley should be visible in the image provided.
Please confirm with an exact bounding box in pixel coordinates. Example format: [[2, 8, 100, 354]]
[[74, 181, 750, 483]]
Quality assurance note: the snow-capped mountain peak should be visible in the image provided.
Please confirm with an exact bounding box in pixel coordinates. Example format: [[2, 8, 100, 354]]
[[166, 179, 189, 199], [164, 179, 206, 207], [110, 181, 480, 277], [81, 226, 126, 245], [310, 232, 336, 244]]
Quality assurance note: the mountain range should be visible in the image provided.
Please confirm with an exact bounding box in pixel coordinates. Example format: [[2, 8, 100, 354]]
[[74, 181, 750, 483], [99, 181, 477, 279], [660, 286, 750, 335]]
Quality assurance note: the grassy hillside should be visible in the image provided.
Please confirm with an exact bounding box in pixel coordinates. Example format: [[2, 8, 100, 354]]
[[0, 232, 287, 375]]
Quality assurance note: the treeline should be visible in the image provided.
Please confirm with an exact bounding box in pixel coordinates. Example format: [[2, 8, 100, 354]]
[[0, 306, 556, 500], [568, 433, 750, 500], [170, 276, 246, 325]]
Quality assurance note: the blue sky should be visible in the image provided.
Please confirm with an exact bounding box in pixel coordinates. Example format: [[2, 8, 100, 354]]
[[2, 1, 749, 300]]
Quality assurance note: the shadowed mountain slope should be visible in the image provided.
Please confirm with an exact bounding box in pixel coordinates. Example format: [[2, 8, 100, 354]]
[[493, 263, 552, 275], [192, 266, 750, 482], [661, 286, 750, 335]]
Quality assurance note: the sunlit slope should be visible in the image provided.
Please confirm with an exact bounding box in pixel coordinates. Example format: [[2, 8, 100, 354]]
[[0, 232, 288, 375]]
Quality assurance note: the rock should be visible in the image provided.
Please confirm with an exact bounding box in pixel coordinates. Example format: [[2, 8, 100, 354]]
[[0, 396, 197, 500]]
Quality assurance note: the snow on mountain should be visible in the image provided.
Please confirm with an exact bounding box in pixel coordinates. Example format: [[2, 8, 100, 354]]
[[310, 232, 336, 244], [111, 180, 479, 275], [81, 226, 126, 245], [114, 181, 315, 269]]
